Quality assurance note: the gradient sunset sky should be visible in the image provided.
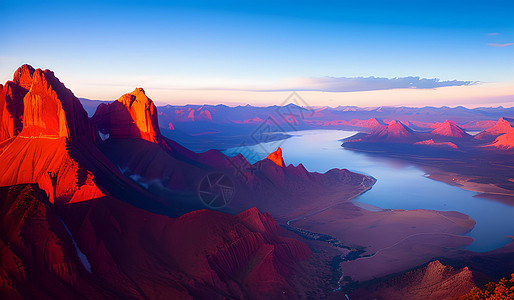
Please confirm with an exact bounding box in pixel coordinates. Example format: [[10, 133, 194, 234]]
[[1, 0, 513, 107]]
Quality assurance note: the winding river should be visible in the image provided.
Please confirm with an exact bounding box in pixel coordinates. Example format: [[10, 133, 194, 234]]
[[224, 130, 514, 252]]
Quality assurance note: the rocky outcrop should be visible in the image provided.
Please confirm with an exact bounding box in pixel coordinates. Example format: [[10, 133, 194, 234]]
[[14, 65, 93, 140], [0, 65, 104, 204], [92, 88, 161, 143], [266, 147, 285, 167]]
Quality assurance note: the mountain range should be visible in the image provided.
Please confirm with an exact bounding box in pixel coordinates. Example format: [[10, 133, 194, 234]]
[[0, 65, 375, 299], [1, 65, 513, 299], [79, 98, 514, 152]]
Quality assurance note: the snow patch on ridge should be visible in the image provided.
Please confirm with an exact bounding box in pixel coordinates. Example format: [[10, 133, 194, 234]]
[[58, 217, 92, 273], [98, 130, 110, 141]]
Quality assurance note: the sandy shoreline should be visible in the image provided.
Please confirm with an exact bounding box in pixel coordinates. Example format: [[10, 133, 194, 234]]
[[427, 172, 514, 206], [290, 201, 476, 284]]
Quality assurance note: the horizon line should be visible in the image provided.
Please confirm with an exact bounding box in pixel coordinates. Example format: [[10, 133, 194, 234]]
[[78, 97, 514, 110]]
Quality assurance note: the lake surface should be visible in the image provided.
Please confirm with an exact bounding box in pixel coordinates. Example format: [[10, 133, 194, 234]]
[[224, 130, 514, 252]]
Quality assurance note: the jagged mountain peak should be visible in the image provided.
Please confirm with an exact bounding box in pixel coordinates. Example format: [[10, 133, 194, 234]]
[[1, 64, 92, 141], [13, 64, 35, 90], [475, 117, 514, 140], [431, 120, 469, 138], [266, 147, 285, 167], [93, 87, 161, 143]]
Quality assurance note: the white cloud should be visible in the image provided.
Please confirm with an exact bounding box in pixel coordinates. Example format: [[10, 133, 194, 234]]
[[488, 43, 514, 47], [278, 76, 475, 92]]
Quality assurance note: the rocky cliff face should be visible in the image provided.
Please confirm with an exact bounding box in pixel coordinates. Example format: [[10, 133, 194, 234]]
[[14, 65, 93, 140], [0, 82, 26, 141], [92, 88, 161, 143], [0, 65, 103, 204]]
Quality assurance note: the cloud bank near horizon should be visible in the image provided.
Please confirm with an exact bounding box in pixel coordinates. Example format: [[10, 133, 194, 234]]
[[274, 76, 475, 92], [73, 75, 476, 94]]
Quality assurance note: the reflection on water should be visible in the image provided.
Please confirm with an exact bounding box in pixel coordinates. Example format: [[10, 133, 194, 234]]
[[224, 130, 514, 252]]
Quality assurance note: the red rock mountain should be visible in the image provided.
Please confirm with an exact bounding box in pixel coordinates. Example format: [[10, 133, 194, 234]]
[[92, 88, 161, 143], [363, 120, 419, 143], [475, 117, 514, 140], [431, 120, 470, 138], [15, 64, 92, 140], [266, 147, 285, 167], [489, 130, 514, 150], [172, 106, 213, 122], [350, 260, 476, 300], [0, 184, 312, 299], [89, 87, 374, 222], [0, 185, 110, 299], [0, 65, 102, 204]]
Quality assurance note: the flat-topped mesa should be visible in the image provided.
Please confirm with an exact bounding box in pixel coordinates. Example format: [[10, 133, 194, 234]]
[[475, 117, 514, 140], [92, 88, 161, 143], [431, 120, 470, 138], [266, 147, 285, 167], [10, 65, 93, 141]]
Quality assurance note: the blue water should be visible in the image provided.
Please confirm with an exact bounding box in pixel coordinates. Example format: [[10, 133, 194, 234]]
[[224, 130, 514, 252]]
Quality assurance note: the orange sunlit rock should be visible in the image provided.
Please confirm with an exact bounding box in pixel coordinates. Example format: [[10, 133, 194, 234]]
[[92, 88, 161, 143], [431, 120, 470, 138], [475, 117, 514, 140], [266, 147, 285, 167], [490, 129, 514, 150]]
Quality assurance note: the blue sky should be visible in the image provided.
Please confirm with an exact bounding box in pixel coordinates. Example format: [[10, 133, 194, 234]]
[[0, 0, 513, 106]]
